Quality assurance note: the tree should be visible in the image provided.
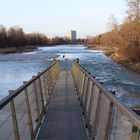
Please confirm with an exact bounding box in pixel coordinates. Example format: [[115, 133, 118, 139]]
[[126, 0, 140, 22], [7, 26, 26, 47], [0, 25, 7, 47], [107, 15, 119, 31]]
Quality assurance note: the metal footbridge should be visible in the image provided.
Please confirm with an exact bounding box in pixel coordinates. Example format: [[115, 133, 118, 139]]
[[0, 60, 140, 140]]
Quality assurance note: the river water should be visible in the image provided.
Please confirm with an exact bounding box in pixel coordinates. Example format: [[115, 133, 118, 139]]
[[0, 45, 140, 107]]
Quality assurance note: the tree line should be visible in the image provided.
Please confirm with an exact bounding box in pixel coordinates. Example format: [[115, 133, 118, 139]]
[[85, 0, 140, 62], [0, 25, 74, 49]]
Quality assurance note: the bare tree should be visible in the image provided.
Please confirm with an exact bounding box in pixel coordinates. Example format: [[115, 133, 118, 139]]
[[126, 0, 140, 22], [107, 15, 119, 31]]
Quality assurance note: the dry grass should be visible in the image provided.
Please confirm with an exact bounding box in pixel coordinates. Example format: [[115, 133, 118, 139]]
[[0, 46, 37, 54]]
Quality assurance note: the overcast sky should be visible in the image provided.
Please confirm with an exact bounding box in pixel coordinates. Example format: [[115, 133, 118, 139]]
[[0, 0, 127, 38]]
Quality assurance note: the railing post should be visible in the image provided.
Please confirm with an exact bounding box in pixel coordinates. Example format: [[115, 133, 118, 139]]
[[9, 91, 20, 140], [24, 86, 35, 140]]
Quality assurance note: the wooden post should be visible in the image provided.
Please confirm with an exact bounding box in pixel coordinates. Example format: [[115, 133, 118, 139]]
[[9, 91, 20, 140], [24, 87, 35, 140]]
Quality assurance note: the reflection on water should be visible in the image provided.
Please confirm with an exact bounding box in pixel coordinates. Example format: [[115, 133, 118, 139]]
[[0, 45, 140, 107]]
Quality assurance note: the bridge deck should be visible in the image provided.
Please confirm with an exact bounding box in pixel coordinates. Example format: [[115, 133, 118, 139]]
[[37, 70, 88, 140]]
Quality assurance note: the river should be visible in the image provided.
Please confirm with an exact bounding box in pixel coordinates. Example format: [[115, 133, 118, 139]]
[[0, 45, 140, 107]]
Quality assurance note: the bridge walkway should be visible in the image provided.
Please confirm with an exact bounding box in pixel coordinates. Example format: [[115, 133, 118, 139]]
[[37, 70, 88, 140]]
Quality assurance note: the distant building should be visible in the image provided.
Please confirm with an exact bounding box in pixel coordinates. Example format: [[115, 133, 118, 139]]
[[66, 30, 77, 40]]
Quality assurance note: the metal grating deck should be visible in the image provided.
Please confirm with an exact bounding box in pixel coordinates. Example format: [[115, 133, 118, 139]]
[[37, 71, 88, 140]]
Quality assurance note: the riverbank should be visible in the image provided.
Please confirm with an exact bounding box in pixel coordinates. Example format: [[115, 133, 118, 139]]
[[0, 46, 37, 54], [0, 44, 77, 54], [86, 44, 140, 74]]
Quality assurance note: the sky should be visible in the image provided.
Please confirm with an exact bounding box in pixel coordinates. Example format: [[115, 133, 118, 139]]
[[0, 0, 127, 38]]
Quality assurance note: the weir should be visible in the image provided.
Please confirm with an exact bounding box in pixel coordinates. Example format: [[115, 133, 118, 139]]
[[0, 59, 140, 140]]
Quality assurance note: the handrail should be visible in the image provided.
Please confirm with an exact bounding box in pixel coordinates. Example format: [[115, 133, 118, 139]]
[[72, 60, 140, 140], [0, 60, 60, 140], [73, 61, 140, 128], [0, 60, 59, 109]]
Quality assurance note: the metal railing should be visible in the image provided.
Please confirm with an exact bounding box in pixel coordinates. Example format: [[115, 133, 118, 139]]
[[72, 60, 140, 140], [0, 60, 60, 140]]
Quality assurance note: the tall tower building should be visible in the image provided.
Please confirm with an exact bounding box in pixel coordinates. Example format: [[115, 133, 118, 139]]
[[66, 30, 77, 40]]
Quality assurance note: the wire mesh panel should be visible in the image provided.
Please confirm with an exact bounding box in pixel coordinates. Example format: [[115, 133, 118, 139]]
[[109, 107, 133, 140], [96, 93, 112, 140], [48, 70, 53, 92], [34, 79, 44, 113], [26, 82, 39, 130], [0, 103, 14, 140], [82, 76, 89, 106], [71, 63, 79, 87], [84, 80, 93, 117], [43, 72, 50, 102], [77, 69, 82, 93], [40, 74, 47, 105], [77, 70, 82, 94], [14, 91, 30, 140], [88, 85, 100, 128], [51, 66, 56, 87], [45, 72, 51, 96]]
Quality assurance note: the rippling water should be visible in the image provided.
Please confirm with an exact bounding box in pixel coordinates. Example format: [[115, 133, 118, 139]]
[[0, 45, 140, 107]]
